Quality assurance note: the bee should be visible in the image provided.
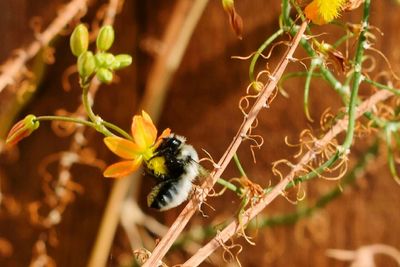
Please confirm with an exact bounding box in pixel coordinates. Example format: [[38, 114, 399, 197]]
[[144, 134, 200, 211]]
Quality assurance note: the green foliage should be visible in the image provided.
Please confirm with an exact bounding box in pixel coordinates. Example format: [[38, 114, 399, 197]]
[[70, 25, 132, 83]]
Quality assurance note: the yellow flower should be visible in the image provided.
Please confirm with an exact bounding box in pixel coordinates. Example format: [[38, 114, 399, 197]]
[[103, 111, 171, 178], [305, 0, 346, 25]]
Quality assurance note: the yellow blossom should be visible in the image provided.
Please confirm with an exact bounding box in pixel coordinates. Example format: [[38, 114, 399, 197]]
[[305, 0, 346, 25], [103, 111, 170, 178]]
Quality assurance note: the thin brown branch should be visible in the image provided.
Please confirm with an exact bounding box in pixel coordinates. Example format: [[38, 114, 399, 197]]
[[0, 0, 89, 94], [87, 1, 209, 266], [140, 0, 209, 120], [143, 20, 309, 267], [183, 89, 393, 266], [327, 244, 400, 265]]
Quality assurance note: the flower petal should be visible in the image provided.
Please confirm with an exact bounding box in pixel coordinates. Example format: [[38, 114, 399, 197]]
[[305, 1, 326, 25], [103, 158, 142, 178], [305, 0, 345, 25], [154, 128, 171, 149], [317, 0, 345, 22], [158, 128, 171, 139], [131, 111, 157, 149], [104, 136, 141, 159]]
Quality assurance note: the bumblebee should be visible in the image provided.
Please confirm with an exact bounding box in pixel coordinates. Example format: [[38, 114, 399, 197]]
[[145, 134, 199, 211]]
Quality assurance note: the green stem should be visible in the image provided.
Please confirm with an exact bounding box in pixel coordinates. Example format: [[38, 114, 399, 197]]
[[385, 128, 399, 182], [393, 131, 400, 147], [333, 33, 353, 48], [264, 0, 372, 196], [281, 0, 348, 100], [81, 79, 116, 137], [81, 81, 99, 124], [249, 29, 284, 83], [102, 121, 132, 140], [36, 115, 96, 128], [342, 0, 370, 150], [233, 153, 248, 177], [304, 59, 318, 121], [281, 0, 291, 27], [217, 178, 243, 196], [264, 153, 339, 195], [278, 71, 322, 94], [364, 78, 400, 95]]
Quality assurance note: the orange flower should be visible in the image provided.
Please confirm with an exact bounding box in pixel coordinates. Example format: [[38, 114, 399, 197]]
[[103, 111, 170, 178]]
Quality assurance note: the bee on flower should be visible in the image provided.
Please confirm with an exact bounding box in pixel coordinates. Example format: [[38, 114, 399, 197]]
[[103, 111, 200, 211]]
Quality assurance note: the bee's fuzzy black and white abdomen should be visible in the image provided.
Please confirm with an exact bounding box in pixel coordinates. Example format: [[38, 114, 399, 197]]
[[147, 176, 193, 211]]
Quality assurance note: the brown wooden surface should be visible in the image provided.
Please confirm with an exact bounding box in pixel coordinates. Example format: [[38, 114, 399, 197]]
[[1, 0, 400, 266]]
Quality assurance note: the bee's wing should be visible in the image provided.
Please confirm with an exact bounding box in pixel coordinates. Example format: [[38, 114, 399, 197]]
[[189, 158, 210, 179]]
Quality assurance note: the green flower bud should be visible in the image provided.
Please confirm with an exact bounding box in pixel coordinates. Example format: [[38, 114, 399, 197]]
[[96, 26, 115, 51], [70, 24, 89, 57], [78, 51, 96, 78], [95, 52, 115, 68], [222, 0, 234, 11], [112, 54, 132, 70], [251, 81, 264, 92], [96, 68, 113, 84], [6, 115, 40, 146]]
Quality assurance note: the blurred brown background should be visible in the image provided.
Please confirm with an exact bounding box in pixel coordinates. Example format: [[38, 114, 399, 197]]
[[0, 0, 400, 266]]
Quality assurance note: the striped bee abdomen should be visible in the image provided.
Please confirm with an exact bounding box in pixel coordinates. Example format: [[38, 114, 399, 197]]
[[147, 177, 193, 211]]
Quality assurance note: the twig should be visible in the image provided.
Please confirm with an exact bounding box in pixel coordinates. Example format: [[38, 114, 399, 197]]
[[327, 244, 400, 266], [140, 0, 209, 120], [0, 0, 89, 94], [142, 20, 309, 267], [183, 89, 393, 266], [87, 0, 209, 266]]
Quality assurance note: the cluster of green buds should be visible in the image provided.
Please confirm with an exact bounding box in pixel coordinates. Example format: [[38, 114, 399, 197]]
[[70, 24, 132, 83]]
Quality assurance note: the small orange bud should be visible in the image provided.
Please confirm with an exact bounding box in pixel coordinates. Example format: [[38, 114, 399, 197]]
[[6, 115, 40, 146], [222, 0, 243, 39]]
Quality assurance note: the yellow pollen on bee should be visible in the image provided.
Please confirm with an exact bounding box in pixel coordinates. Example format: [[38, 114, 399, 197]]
[[147, 156, 168, 176]]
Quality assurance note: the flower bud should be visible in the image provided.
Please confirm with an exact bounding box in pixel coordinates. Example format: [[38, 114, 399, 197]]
[[251, 81, 264, 92], [78, 51, 96, 78], [95, 52, 115, 68], [221, 0, 243, 39], [70, 24, 89, 57], [222, 0, 234, 11], [96, 68, 113, 84], [6, 115, 40, 146], [112, 54, 132, 70], [96, 26, 115, 51]]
